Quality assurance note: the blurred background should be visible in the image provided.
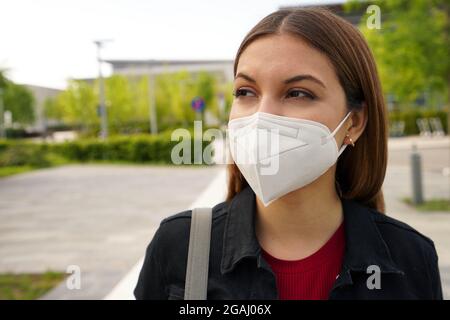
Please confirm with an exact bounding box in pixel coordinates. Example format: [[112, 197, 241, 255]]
[[0, 0, 449, 300]]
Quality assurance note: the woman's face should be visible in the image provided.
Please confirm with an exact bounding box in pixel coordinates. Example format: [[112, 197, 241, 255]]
[[230, 33, 352, 144]]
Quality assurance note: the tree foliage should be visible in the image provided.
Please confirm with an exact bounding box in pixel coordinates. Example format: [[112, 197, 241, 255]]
[[346, 0, 449, 106], [0, 69, 35, 125], [48, 71, 229, 136]]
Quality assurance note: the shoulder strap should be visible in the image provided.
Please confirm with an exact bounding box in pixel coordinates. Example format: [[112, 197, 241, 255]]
[[184, 207, 212, 300]]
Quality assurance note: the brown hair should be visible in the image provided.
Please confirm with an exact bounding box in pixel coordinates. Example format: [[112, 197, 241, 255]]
[[226, 7, 388, 213]]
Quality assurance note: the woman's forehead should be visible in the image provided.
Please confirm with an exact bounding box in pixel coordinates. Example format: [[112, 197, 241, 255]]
[[236, 34, 338, 86]]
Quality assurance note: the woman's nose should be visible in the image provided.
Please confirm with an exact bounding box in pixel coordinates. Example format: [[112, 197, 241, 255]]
[[257, 96, 282, 116]]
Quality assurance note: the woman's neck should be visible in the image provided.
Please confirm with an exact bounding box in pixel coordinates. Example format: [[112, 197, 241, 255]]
[[255, 168, 344, 261]]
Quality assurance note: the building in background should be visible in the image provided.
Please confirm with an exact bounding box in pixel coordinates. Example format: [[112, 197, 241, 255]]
[[24, 84, 61, 133], [105, 59, 234, 83]]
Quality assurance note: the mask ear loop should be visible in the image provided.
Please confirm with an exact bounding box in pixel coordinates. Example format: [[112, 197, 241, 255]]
[[330, 111, 353, 138], [324, 111, 353, 155]]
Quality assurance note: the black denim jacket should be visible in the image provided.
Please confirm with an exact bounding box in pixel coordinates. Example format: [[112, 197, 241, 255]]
[[134, 185, 443, 300]]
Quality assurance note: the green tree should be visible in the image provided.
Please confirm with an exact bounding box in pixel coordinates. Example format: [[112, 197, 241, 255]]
[[193, 72, 218, 121], [217, 81, 234, 124], [0, 69, 35, 125], [4, 83, 35, 124], [43, 97, 63, 121], [155, 71, 198, 130], [48, 70, 224, 136], [346, 0, 449, 106], [0, 69, 7, 88], [54, 80, 98, 133], [105, 75, 134, 132]]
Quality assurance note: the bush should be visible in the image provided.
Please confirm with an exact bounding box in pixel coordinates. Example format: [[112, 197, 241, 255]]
[[0, 132, 213, 168], [62, 133, 211, 164], [0, 143, 52, 168]]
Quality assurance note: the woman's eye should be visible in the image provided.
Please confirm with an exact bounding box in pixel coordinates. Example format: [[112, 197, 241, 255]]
[[233, 88, 256, 98], [232, 88, 314, 99], [287, 89, 315, 100]]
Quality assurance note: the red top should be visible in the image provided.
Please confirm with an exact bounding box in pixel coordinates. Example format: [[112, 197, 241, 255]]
[[261, 221, 345, 300]]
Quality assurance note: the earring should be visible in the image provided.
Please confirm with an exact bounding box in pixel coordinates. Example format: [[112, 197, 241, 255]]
[[346, 133, 355, 147]]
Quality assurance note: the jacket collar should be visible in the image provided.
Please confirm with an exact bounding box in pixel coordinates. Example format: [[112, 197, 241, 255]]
[[220, 185, 405, 279]]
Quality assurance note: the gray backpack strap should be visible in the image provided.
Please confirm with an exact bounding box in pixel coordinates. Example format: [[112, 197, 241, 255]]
[[184, 207, 212, 300]]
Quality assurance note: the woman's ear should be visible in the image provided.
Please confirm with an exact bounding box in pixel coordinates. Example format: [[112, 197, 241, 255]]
[[346, 102, 368, 144]]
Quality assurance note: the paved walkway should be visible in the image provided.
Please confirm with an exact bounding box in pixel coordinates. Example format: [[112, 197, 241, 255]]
[[104, 168, 228, 299], [0, 164, 221, 299], [383, 166, 450, 299]]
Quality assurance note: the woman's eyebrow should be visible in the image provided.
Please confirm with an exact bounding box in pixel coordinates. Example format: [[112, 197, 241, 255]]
[[235, 72, 326, 88], [284, 74, 326, 88], [235, 72, 256, 83]]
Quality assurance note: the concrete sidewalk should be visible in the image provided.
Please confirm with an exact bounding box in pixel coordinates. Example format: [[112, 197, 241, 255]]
[[0, 164, 222, 299], [383, 164, 450, 299], [104, 168, 228, 299]]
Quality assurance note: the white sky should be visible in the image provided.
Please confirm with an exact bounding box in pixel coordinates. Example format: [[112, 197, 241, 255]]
[[0, 0, 342, 89]]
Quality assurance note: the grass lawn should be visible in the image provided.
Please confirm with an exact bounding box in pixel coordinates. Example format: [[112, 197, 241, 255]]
[[0, 271, 65, 300], [403, 198, 450, 212], [0, 166, 36, 178]]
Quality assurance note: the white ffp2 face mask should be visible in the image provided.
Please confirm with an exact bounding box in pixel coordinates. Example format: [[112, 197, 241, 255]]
[[228, 111, 352, 207]]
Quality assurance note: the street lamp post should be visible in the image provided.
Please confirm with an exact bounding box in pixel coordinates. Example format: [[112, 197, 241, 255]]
[[94, 40, 112, 140], [178, 79, 194, 126], [0, 88, 5, 139], [148, 73, 158, 134]]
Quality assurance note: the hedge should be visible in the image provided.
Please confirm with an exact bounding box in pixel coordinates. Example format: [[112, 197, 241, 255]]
[[0, 133, 214, 168], [0, 142, 57, 168]]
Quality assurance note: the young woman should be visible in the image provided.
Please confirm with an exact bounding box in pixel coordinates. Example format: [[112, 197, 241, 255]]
[[134, 8, 443, 300]]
